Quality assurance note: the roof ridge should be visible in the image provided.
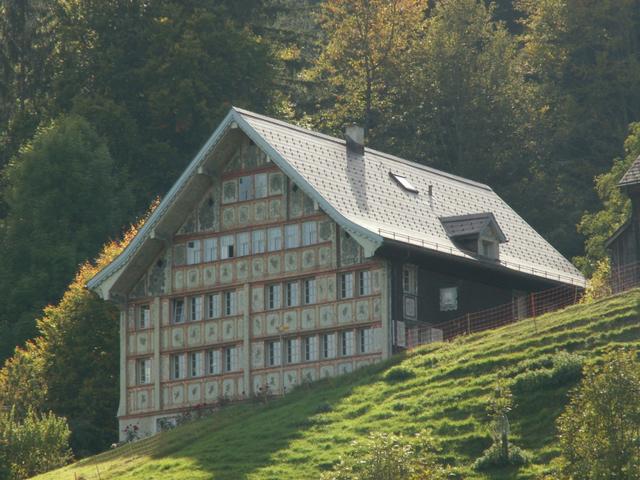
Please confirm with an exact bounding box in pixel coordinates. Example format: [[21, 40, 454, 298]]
[[233, 106, 492, 192]]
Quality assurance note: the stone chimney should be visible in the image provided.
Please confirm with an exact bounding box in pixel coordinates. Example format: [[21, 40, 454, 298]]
[[345, 124, 365, 156]]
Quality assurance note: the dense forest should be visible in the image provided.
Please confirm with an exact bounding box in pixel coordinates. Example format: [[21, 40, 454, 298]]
[[1, 0, 640, 476]]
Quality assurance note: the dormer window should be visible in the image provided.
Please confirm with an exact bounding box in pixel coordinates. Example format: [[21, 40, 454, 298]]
[[389, 172, 418, 193], [440, 213, 507, 260]]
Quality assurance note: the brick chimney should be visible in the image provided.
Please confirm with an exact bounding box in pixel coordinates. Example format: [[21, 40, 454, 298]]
[[345, 124, 365, 156]]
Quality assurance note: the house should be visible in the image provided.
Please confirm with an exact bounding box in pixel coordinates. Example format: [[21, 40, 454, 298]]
[[606, 154, 640, 287], [87, 108, 585, 440]]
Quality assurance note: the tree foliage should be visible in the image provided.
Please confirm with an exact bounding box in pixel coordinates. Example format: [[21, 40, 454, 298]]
[[0, 408, 72, 480], [557, 348, 640, 479]]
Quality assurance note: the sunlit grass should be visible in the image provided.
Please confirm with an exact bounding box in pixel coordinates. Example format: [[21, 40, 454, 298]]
[[34, 289, 640, 480]]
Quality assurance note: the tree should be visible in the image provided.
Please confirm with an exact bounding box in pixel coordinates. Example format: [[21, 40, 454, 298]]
[[0, 212, 148, 456], [306, 0, 426, 136], [575, 123, 640, 276], [0, 408, 72, 480], [518, 0, 640, 258], [557, 348, 640, 479], [0, 114, 131, 361]]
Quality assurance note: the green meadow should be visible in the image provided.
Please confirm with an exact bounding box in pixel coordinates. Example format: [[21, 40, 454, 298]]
[[34, 289, 640, 480]]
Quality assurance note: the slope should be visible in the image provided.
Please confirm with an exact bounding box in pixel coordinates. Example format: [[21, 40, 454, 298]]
[[34, 289, 640, 480]]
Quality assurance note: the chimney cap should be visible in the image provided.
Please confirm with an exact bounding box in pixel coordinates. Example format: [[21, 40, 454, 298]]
[[345, 124, 365, 156]]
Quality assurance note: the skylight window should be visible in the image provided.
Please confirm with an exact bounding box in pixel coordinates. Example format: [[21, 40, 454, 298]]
[[390, 172, 418, 193]]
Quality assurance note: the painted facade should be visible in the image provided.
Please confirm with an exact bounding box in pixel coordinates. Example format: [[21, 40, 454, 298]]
[[118, 139, 388, 437]]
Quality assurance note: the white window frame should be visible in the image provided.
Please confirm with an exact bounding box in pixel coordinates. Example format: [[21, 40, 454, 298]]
[[255, 173, 268, 198], [208, 349, 222, 375], [139, 305, 150, 329], [225, 346, 238, 372], [303, 278, 316, 305], [359, 328, 374, 354], [341, 272, 354, 299], [220, 235, 235, 259], [189, 352, 203, 378], [208, 293, 221, 319], [268, 227, 282, 251], [286, 281, 299, 307], [252, 229, 266, 254], [186, 240, 201, 265], [204, 238, 217, 262], [340, 330, 355, 356], [286, 338, 300, 364], [190, 296, 202, 322], [302, 221, 317, 246], [284, 224, 300, 249], [224, 291, 237, 316], [322, 333, 336, 359], [237, 232, 250, 257], [238, 175, 254, 201], [268, 340, 282, 367], [137, 358, 151, 385], [358, 271, 371, 296], [304, 336, 317, 362], [267, 284, 282, 310], [173, 299, 185, 324], [171, 354, 186, 380]]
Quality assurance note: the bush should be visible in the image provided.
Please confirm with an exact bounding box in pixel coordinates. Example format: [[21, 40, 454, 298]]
[[0, 408, 72, 479], [557, 348, 640, 479], [383, 366, 416, 383], [473, 442, 531, 470], [511, 351, 583, 393], [321, 431, 450, 480]]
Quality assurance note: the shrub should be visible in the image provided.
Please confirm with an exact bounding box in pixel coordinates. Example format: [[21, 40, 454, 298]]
[[0, 408, 72, 479], [321, 431, 450, 480], [511, 351, 583, 393], [383, 366, 416, 383], [557, 348, 640, 479], [473, 442, 531, 470]]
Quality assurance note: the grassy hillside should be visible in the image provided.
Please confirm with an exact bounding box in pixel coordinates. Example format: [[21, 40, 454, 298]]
[[35, 290, 640, 480]]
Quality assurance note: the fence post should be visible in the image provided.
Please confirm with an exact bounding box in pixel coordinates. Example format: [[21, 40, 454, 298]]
[[466, 313, 471, 335], [529, 293, 536, 318]]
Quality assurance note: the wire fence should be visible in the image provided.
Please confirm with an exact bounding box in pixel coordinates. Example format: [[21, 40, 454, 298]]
[[402, 261, 640, 349]]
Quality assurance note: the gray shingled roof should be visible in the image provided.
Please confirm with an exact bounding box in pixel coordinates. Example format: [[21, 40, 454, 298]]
[[440, 213, 507, 242], [619, 155, 640, 187], [88, 107, 585, 293]]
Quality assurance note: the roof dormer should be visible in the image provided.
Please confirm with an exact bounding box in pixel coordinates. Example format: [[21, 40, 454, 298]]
[[440, 212, 507, 260]]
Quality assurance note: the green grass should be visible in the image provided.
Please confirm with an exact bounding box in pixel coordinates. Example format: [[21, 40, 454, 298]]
[[34, 289, 640, 480]]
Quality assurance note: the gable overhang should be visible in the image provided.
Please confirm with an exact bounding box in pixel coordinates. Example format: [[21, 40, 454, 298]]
[[87, 108, 383, 300]]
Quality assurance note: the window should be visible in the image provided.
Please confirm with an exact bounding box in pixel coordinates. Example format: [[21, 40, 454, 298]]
[[402, 265, 417, 294], [480, 239, 498, 259], [220, 235, 235, 259], [224, 291, 237, 316], [255, 173, 268, 198], [208, 293, 221, 319], [303, 278, 316, 304], [303, 193, 317, 215], [171, 354, 186, 380], [286, 281, 299, 307], [252, 229, 266, 254], [268, 341, 282, 366], [268, 227, 282, 251], [302, 221, 317, 246], [340, 330, 355, 356], [189, 352, 203, 377], [284, 224, 300, 249], [187, 240, 201, 265], [138, 305, 150, 329], [359, 328, 374, 354], [239, 175, 254, 201], [390, 172, 418, 193], [358, 271, 371, 296], [440, 287, 458, 312], [204, 238, 217, 262], [237, 232, 250, 256], [340, 273, 354, 299], [225, 346, 238, 372], [303, 336, 317, 362], [267, 284, 282, 310], [207, 349, 221, 375], [137, 358, 151, 385], [190, 296, 202, 322], [322, 333, 336, 359], [173, 299, 185, 324], [286, 338, 300, 364]]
